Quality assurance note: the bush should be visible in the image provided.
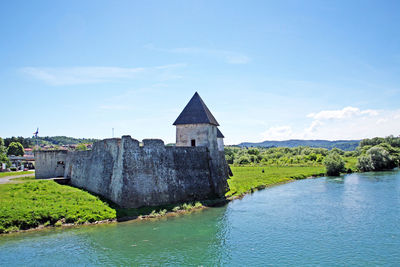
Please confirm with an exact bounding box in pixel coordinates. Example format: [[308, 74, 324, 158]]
[[357, 146, 397, 172], [234, 155, 251, 165], [75, 144, 87, 151], [6, 142, 24, 156], [323, 152, 345, 176]]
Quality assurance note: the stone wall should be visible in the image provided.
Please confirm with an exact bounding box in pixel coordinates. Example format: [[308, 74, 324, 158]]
[[34, 150, 68, 179], [65, 136, 229, 208]]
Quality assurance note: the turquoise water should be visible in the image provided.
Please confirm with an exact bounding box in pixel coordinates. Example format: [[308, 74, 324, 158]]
[[1, 170, 400, 266]]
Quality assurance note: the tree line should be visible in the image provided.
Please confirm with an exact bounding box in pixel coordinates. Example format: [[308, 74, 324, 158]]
[[225, 135, 400, 175], [224, 145, 356, 166], [2, 136, 98, 148]]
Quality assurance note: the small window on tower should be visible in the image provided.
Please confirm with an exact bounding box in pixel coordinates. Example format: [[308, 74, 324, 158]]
[[191, 139, 196, 147]]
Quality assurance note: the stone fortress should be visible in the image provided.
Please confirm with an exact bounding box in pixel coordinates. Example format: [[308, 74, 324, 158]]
[[35, 92, 230, 208]]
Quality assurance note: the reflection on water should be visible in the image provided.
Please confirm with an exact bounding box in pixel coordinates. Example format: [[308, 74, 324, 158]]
[[1, 170, 400, 266]]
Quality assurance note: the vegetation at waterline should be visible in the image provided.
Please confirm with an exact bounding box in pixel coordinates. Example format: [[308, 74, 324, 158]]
[[0, 179, 207, 233], [238, 139, 360, 151], [225, 146, 357, 170], [227, 166, 325, 197], [0, 181, 116, 233], [225, 135, 400, 174], [323, 152, 346, 176], [357, 136, 400, 171], [111, 201, 205, 220]]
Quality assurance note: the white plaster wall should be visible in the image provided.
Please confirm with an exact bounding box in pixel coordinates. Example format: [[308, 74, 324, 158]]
[[35, 150, 68, 179], [176, 124, 218, 151], [217, 138, 224, 151]]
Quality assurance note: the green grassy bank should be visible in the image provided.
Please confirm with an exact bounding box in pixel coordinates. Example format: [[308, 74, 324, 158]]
[[0, 180, 207, 234], [227, 166, 326, 197], [0, 171, 34, 178], [1, 163, 344, 233], [0, 181, 116, 233]]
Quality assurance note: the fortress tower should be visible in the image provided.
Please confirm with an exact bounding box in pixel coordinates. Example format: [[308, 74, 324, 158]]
[[173, 92, 224, 151]]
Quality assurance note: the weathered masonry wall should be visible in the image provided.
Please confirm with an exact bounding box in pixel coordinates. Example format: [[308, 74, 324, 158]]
[[34, 150, 68, 179], [65, 136, 229, 208]]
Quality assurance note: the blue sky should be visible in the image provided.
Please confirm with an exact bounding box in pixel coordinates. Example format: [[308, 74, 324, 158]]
[[1, 0, 399, 145]]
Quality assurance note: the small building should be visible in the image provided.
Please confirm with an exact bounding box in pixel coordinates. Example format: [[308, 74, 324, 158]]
[[174, 92, 223, 152], [34, 150, 67, 178]]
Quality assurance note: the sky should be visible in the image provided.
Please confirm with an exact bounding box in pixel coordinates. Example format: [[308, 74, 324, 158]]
[[1, 0, 399, 145]]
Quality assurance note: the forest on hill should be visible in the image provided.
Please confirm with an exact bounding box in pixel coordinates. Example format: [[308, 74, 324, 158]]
[[238, 139, 360, 151], [2, 136, 99, 148]]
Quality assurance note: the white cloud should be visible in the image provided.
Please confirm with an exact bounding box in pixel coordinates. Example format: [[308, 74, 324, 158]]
[[146, 45, 250, 64], [302, 109, 400, 140], [307, 106, 379, 120], [260, 107, 400, 141], [261, 125, 294, 141], [21, 63, 186, 86]]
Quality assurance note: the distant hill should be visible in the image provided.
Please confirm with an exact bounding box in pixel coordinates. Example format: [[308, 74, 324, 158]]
[[238, 139, 360, 151]]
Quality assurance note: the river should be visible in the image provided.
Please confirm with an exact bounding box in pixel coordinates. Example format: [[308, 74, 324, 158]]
[[1, 170, 399, 266]]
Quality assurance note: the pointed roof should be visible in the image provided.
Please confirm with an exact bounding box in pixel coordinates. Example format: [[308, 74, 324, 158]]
[[173, 92, 220, 126], [217, 128, 224, 138]]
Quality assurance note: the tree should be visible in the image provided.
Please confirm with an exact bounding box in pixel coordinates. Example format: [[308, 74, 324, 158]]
[[75, 143, 88, 151], [7, 142, 24, 156], [0, 138, 10, 167], [323, 152, 345, 176], [357, 146, 397, 172], [234, 155, 251, 165], [0, 137, 5, 154]]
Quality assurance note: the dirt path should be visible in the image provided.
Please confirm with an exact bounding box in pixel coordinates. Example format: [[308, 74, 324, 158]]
[[0, 173, 35, 184]]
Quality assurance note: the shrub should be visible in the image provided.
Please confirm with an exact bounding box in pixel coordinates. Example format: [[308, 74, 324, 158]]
[[194, 202, 203, 208], [357, 146, 397, 171], [7, 142, 24, 156], [234, 155, 251, 165], [172, 206, 180, 212], [323, 152, 345, 176], [75, 144, 87, 151]]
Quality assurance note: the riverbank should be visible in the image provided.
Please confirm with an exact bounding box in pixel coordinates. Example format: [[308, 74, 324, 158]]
[[227, 166, 326, 198], [0, 178, 221, 234], [1, 166, 327, 234]]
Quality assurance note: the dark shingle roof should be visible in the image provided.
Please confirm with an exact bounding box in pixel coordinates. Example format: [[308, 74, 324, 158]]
[[173, 92, 219, 126], [217, 128, 224, 138]]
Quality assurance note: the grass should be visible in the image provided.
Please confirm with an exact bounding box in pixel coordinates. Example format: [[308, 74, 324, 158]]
[[0, 180, 116, 233], [0, 171, 34, 178], [112, 201, 205, 220], [227, 165, 326, 197], [0, 176, 207, 233], [8, 176, 36, 182], [345, 157, 358, 171], [1, 161, 355, 233]]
